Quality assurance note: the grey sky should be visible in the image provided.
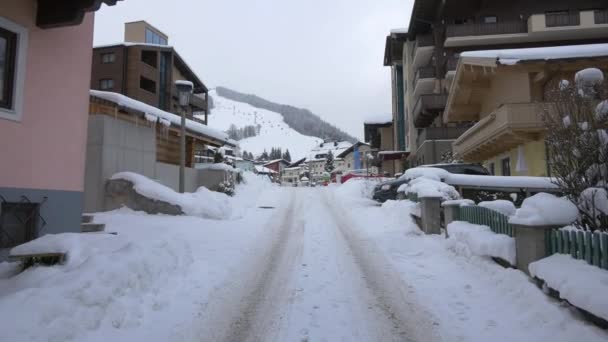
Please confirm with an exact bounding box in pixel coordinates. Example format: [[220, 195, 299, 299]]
[[94, 0, 413, 139]]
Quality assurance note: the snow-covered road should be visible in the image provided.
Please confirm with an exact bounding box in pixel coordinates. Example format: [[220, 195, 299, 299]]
[[218, 188, 439, 342]]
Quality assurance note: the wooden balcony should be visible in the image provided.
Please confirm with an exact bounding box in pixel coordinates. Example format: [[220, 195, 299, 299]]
[[446, 21, 528, 38], [413, 94, 447, 128], [545, 12, 580, 27], [453, 103, 548, 162], [595, 9, 608, 24], [413, 66, 437, 98], [415, 126, 469, 149]]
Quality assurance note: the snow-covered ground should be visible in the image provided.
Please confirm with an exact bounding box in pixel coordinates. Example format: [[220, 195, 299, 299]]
[[1, 178, 606, 341], [206, 90, 323, 160]]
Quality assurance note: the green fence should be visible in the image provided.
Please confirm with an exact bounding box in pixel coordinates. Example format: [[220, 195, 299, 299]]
[[547, 229, 608, 270], [458, 205, 514, 237]]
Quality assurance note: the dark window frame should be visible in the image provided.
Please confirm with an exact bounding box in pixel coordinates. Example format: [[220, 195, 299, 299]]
[[0, 26, 17, 110], [141, 50, 158, 68], [501, 157, 511, 176], [99, 78, 114, 90], [101, 52, 115, 64]]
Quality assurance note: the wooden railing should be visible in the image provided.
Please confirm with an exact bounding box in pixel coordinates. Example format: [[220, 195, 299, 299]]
[[459, 205, 514, 237], [547, 229, 608, 269], [545, 12, 580, 27], [446, 21, 527, 37], [595, 9, 608, 24]]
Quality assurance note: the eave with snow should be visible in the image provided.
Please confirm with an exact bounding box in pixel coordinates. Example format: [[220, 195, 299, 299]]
[[444, 43, 608, 163]]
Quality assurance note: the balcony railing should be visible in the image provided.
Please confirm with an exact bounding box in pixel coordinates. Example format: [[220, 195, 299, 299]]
[[415, 126, 469, 149], [545, 11, 580, 27], [595, 9, 608, 24], [411, 33, 435, 59], [413, 94, 448, 128], [413, 66, 437, 88], [453, 103, 547, 161], [446, 21, 528, 37]]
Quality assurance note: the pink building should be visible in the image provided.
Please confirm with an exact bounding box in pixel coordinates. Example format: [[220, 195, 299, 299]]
[[0, 1, 123, 253]]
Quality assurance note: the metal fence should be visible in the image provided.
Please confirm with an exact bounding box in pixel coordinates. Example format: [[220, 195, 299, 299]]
[[547, 229, 608, 270], [458, 205, 514, 237]]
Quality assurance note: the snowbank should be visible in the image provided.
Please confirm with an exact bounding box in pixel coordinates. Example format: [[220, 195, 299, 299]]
[[509, 193, 578, 226], [335, 178, 377, 201], [442, 199, 475, 207], [479, 200, 516, 216], [197, 163, 239, 172], [399, 177, 460, 200], [529, 253, 608, 321], [447, 221, 516, 265], [10, 233, 105, 257], [111, 172, 233, 219]]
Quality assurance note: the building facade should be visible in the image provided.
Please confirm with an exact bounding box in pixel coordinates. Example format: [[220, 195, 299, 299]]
[[387, 0, 608, 168], [444, 46, 608, 176], [91, 21, 210, 124], [0, 0, 122, 253]]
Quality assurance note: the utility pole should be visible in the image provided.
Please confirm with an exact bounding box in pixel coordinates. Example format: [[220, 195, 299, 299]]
[[175, 80, 193, 193]]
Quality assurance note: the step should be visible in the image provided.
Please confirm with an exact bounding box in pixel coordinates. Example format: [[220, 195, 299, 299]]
[[82, 214, 94, 223], [81, 223, 106, 233]]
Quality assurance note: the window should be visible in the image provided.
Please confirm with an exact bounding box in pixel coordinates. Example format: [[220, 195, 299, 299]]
[[140, 76, 156, 93], [0, 16, 26, 121], [99, 79, 114, 90], [501, 158, 511, 176], [101, 52, 115, 64], [0, 26, 17, 110], [483, 16, 497, 24], [488, 162, 495, 175], [141, 50, 157, 68], [145, 28, 167, 46]]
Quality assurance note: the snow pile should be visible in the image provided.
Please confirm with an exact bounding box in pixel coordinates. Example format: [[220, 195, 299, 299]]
[[445, 174, 558, 189], [460, 43, 608, 65], [111, 172, 233, 219], [363, 112, 392, 124], [442, 199, 475, 207], [402, 167, 450, 181], [335, 178, 377, 201], [529, 253, 608, 321], [447, 221, 516, 265], [197, 163, 239, 172], [509, 193, 578, 226], [10, 233, 93, 256], [379, 200, 423, 235], [399, 177, 460, 200], [478, 200, 516, 216], [90, 90, 236, 146]]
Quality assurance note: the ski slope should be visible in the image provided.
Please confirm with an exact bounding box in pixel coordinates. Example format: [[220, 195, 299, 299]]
[[204, 90, 323, 160]]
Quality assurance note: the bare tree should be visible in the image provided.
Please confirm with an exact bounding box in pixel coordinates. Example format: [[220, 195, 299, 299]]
[[542, 68, 608, 231]]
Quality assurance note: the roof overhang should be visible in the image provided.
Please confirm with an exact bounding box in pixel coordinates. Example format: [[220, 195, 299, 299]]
[[37, 0, 123, 29], [383, 33, 408, 67]]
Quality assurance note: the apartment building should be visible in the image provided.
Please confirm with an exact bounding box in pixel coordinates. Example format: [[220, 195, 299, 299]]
[[0, 0, 123, 254], [364, 121, 398, 175], [91, 21, 210, 124], [387, 0, 608, 167], [444, 44, 608, 176]]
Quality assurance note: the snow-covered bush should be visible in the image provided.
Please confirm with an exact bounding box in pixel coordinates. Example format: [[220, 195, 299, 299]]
[[509, 193, 579, 226], [542, 67, 608, 231], [217, 180, 235, 197]]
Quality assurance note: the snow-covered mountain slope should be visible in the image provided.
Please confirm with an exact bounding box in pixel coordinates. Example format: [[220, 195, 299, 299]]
[[204, 90, 323, 160]]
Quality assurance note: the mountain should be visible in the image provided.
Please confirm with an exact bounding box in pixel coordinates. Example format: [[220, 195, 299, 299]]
[[205, 90, 325, 160], [214, 87, 357, 144]]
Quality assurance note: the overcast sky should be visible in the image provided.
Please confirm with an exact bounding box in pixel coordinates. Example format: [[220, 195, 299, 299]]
[[94, 0, 413, 139]]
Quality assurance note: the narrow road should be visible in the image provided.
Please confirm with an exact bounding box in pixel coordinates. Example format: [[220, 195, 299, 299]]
[[217, 188, 440, 342]]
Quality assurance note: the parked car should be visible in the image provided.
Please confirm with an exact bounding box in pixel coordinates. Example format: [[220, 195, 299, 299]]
[[372, 163, 489, 202]]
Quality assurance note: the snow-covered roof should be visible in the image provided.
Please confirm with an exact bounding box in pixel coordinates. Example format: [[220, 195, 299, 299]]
[[307, 141, 352, 161], [363, 112, 392, 125], [461, 43, 608, 65], [255, 165, 277, 174], [94, 42, 174, 49], [90, 90, 237, 147], [390, 28, 408, 34], [263, 159, 289, 167]]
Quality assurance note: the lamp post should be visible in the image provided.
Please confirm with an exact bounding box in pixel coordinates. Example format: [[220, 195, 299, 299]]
[[175, 80, 193, 193]]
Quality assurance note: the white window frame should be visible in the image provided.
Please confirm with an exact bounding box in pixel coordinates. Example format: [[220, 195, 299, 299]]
[[0, 16, 28, 122]]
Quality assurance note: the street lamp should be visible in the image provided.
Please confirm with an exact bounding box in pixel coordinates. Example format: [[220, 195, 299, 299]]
[[175, 80, 193, 193]]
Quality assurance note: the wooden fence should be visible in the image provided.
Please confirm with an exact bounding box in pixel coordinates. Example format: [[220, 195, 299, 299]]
[[547, 229, 608, 270], [458, 205, 514, 237]]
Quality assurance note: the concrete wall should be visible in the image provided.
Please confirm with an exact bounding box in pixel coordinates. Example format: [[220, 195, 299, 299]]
[[84, 115, 234, 212]]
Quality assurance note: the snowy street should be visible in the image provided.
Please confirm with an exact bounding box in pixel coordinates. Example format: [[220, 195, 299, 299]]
[[2, 179, 606, 342]]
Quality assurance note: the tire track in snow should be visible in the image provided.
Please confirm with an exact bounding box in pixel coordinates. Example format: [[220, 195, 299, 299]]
[[322, 190, 443, 342]]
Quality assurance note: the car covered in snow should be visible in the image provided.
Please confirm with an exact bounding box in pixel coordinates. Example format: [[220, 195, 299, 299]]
[[372, 163, 490, 202]]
